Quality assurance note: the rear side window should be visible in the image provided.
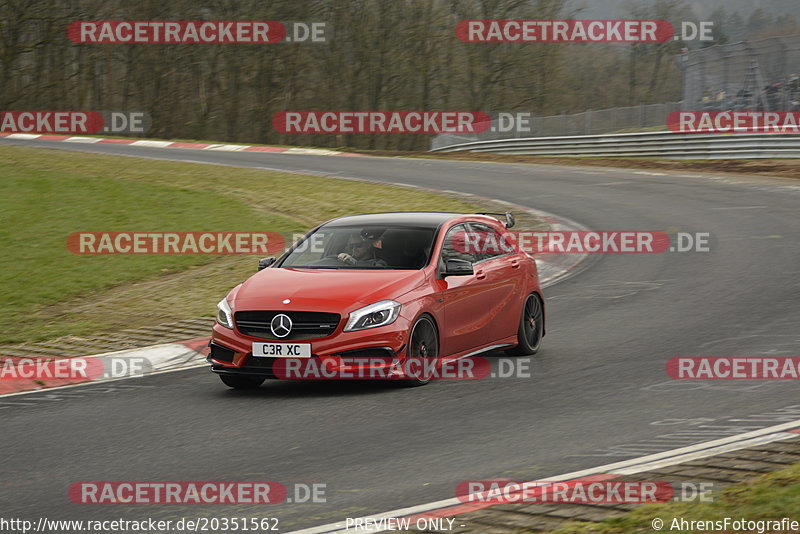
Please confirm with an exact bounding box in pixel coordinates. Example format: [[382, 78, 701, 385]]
[[468, 222, 515, 261]]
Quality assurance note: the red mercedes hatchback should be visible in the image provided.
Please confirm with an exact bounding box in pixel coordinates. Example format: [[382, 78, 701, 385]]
[[208, 212, 545, 388]]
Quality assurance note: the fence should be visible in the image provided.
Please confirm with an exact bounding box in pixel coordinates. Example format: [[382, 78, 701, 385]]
[[680, 34, 800, 112], [432, 34, 800, 151]]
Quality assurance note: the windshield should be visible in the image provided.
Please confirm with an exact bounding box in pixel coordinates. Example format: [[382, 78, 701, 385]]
[[279, 225, 436, 270]]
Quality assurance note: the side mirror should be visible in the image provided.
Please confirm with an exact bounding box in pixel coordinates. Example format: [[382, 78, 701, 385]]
[[258, 257, 276, 271], [443, 258, 474, 277]]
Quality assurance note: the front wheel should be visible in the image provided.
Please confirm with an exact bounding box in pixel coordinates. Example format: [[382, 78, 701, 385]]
[[219, 374, 265, 389], [400, 315, 439, 387], [506, 293, 544, 356]]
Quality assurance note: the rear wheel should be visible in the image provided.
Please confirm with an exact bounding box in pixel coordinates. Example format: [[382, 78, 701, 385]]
[[400, 315, 439, 387], [219, 374, 265, 389], [506, 293, 543, 356]]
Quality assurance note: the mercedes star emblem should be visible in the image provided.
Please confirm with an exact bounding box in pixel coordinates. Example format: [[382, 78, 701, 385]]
[[270, 313, 293, 338]]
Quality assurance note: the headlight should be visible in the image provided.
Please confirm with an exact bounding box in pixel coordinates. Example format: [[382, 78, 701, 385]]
[[344, 300, 401, 332], [216, 298, 234, 329]]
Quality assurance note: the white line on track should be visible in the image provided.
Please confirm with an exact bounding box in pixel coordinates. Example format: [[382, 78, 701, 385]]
[[0, 361, 207, 399], [0, 344, 207, 398], [710, 205, 767, 210], [288, 420, 800, 533]]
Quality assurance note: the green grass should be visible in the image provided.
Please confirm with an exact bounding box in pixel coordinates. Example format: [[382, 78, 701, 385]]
[[0, 145, 481, 344], [550, 462, 800, 533]]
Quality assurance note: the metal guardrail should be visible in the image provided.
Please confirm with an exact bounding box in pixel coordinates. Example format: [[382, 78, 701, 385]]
[[430, 104, 684, 147], [429, 131, 800, 159]]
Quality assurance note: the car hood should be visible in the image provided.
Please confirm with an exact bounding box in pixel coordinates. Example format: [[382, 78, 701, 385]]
[[231, 268, 427, 313]]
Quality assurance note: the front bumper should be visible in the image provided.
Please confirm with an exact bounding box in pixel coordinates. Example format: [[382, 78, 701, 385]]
[[209, 347, 401, 379], [208, 318, 410, 378]]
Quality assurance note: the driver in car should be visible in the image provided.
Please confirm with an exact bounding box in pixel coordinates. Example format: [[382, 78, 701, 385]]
[[338, 234, 387, 267]]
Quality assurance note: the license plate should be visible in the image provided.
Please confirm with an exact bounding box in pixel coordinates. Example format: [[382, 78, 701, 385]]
[[252, 342, 311, 358]]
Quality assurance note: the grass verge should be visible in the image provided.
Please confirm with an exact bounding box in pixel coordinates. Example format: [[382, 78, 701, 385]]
[[0, 145, 483, 345], [550, 462, 800, 533]]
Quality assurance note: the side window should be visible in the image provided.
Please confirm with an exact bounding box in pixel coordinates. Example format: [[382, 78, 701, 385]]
[[440, 224, 479, 266], [469, 222, 514, 261]]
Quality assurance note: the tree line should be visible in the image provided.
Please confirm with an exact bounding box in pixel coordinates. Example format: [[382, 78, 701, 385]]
[[1, 0, 795, 150]]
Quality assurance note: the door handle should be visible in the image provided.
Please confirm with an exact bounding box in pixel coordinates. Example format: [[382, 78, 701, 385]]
[[475, 270, 486, 280], [511, 260, 520, 268]]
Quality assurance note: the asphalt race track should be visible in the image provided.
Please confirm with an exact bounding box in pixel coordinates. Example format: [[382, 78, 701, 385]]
[[2, 138, 799, 530]]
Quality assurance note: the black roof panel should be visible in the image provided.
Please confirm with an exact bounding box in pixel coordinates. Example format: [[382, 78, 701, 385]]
[[322, 212, 465, 229]]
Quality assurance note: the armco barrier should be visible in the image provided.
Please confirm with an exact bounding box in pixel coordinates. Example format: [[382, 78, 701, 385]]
[[429, 131, 800, 159]]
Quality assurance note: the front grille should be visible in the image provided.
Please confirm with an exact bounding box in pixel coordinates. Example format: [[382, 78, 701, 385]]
[[235, 311, 340, 340]]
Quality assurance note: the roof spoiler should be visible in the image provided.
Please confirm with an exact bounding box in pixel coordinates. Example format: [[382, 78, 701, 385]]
[[477, 212, 516, 229]]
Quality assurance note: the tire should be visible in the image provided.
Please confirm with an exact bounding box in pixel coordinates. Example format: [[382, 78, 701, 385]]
[[219, 374, 265, 389], [400, 315, 440, 387], [505, 293, 544, 356]]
